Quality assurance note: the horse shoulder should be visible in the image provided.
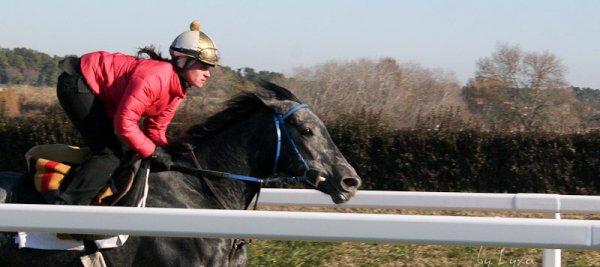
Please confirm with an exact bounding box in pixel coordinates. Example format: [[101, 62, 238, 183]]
[[146, 171, 211, 209]]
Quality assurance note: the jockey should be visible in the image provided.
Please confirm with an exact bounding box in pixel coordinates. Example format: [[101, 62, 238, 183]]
[[55, 20, 219, 206]]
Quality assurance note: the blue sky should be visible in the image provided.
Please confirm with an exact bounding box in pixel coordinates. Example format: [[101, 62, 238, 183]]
[[1, 0, 599, 88]]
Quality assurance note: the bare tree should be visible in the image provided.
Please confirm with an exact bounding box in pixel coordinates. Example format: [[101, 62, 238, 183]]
[[471, 43, 576, 131], [279, 58, 466, 128]]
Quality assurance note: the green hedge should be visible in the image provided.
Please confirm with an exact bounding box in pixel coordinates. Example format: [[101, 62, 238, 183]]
[[2, 109, 600, 195], [329, 112, 600, 194]]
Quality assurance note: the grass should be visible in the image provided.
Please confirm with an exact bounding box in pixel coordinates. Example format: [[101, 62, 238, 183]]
[[248, 240, 548, 266], [246, 207, 600, 266]]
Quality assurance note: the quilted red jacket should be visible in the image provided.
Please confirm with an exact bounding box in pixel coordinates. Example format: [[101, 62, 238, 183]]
[[80, 51, 185, 158]]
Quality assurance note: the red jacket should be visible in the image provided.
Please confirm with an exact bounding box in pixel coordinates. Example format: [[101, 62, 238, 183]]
[[80, 51, 185, 158]]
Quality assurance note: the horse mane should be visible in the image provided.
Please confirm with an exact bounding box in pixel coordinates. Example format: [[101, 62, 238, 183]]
[[172, 81, 299, 148], [184, 92, 264, 139]]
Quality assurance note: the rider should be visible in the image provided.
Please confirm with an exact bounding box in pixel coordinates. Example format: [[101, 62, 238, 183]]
[[55, 20, 219, 206]]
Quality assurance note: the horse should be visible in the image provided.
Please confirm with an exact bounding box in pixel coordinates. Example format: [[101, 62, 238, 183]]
[[0, 81, 362, 267]]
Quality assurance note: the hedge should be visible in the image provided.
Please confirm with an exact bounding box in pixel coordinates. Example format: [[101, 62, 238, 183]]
[[2, 109, 600, 195]]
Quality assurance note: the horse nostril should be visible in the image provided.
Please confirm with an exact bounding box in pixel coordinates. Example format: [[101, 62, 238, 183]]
[[341, 177, 361, 190]]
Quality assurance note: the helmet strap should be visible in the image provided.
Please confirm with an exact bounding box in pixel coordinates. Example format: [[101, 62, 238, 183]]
[[178, 73, 190, 91], [172, 57, 199, 90], [175, 57, 200, 71]]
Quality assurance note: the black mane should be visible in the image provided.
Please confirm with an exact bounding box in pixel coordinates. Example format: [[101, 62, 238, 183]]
[[185, 92, 264, 139], [175, 81, 300, 145]]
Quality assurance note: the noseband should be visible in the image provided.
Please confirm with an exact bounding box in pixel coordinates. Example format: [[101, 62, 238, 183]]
[[171, 103, 323, 187]]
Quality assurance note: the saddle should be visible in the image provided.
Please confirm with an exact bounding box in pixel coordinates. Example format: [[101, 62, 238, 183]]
[[25, 144, 149, 207]]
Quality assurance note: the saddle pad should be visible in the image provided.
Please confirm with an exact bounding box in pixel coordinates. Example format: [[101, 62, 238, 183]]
[[33, 158, 71, 192], [31, 157, 72, 203], [15, 232, 129, 251], [26, 144, 91, 204], [26, 144, 142, 205]]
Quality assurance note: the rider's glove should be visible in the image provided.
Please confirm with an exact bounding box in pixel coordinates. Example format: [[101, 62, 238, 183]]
[[149, 146, 173, 171]]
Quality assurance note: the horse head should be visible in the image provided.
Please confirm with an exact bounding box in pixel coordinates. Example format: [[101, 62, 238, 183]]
[[255, 81, 362, 203]]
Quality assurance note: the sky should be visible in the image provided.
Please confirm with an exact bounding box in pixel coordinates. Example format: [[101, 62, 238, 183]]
[[1, 0, 599, 88]]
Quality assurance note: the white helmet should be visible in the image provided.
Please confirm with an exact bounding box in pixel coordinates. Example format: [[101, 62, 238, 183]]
[[169, 20, 219, 66]]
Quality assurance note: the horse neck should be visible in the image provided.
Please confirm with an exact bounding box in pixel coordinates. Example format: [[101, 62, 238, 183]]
[[188, 112, 271, 209], [197, 112, 271, 171]]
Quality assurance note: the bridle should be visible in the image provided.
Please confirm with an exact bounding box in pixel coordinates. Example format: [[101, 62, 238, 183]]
[[271, 103, 326, 187], [169, 102, 326, 195]]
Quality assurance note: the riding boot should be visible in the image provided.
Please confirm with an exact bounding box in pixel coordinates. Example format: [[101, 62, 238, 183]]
[[56, 148, 120, 241], [57, 149, 120, 205]]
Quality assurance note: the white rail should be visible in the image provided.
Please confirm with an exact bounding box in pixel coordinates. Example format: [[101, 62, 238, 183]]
[[2, 189, 600, 267], [257, 189, 600, 267], [0, 203, 598, 250], [257, 189, 600, 213]]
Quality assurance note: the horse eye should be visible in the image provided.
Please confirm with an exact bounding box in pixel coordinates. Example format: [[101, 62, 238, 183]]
[[300, 128, 313, 136]]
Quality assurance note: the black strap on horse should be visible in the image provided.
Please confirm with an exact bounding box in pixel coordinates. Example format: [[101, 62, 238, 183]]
[[183, 146, 234, 211], [172, 145, 257, 262], [171, 150, 279, 212]]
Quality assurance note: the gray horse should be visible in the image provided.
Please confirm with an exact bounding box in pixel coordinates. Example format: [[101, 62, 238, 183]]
[[0, 81, 362, 266]]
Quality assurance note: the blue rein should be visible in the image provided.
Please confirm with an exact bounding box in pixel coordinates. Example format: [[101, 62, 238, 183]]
[[183, 103, 311, 185]]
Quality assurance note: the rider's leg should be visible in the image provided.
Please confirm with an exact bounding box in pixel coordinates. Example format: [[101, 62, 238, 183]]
[[55, 71, 123, 205]]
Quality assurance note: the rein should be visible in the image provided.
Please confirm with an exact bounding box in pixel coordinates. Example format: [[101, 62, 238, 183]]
[[170, 103, 315, 186]]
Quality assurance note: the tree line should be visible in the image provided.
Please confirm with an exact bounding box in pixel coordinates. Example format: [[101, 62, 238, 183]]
[[3, 45, 600, 194], [0, 47, 64, 86], [278, 43, 600, 132], [0, 46, 281, 89], [1, 44, 600, 133]]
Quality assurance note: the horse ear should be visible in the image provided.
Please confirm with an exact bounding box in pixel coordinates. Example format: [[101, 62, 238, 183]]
[[255, 82, 278, 101], [255, 80, 298, 114]]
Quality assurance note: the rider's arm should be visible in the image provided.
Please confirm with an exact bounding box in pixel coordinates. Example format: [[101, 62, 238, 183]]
[[144, 97, 183, 146], [113, 76, 156, 158]]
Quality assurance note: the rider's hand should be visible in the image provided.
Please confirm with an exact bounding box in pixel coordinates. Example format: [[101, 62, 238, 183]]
[[149, 146, 173, 171]]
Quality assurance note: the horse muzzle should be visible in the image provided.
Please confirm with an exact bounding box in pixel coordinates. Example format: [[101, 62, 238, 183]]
[[305, 169, 327, 187], [305, 168, 361, 204]]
